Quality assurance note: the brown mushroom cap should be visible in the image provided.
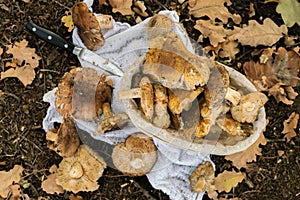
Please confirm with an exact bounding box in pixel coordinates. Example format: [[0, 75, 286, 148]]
[[112, 133, 157, 176], [230, 91, 268, 123], [46, 116, 80, 157], [56, 145, 107, 193], [189, 161, 215, 193], [55, 68, 112, 121]]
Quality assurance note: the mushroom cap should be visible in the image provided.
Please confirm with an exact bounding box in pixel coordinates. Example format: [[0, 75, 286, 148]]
[[46, 117, 80, 157], [112, 133, 157, 176], [146, 14, 173, 39], [55, 68, 112, 121], [230, 91, 268, 123], [189, 161, 215, 193], [56, 145, 107, 193]]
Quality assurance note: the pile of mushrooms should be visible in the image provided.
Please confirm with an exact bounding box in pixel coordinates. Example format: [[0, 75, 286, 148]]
[[54, 67, 129, 134], [119, 14, 268, 144]]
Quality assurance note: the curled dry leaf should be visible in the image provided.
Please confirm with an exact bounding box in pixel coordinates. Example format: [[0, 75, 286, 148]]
[[276, 0, 300, 27], [189, 161, 215, 193], [0, 165, 23, 198], [225, 133, 267, 169], [189, 0, 241, 24], [133, 1, 148, 17], [1, 39, 41, 86], [72, 2, 104, 51], [231, 18, 288, 47], [109, 0, 134, 15], [46, 116, 80, 157], [243, 47, 300, 104], [56, 145, 107, 193], [282, 112, 299, 142], [214, 170, 245, 193], [41, 174, 64, 194]]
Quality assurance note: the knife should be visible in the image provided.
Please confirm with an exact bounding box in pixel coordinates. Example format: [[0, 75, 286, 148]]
[[26, 20, 124, 77]]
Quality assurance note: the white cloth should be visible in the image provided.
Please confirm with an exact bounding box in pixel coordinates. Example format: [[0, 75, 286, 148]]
[[42, 1, 213, 199]]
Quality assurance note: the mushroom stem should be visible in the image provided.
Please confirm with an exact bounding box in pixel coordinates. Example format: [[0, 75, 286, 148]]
[[225, 87, 241, 106], [118, 88, 141, 99]]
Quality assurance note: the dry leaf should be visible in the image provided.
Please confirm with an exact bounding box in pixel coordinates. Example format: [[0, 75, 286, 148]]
[[8, 184, 22, 199], [0, 90, 4, 97], [231, 18, 288, 46], [6, 39, 40, 68], [0, 47, 3, 56], [189, 0, 241, 24], [214, 170, 245, 193], [194, 20, 240, 47], [41, 173, 64, 194], [282, 112, 299, 141], [1, 65, 36, 86], [277, 150, 284, 157], [225, 133, 267, 169], [61, 11, 74, 32], [109, 0, 134, 15], [276, 0, 300, 27], [69, 194, 83, 200], [218, 40, 240, 59], [0, 165, 23, 198], [96, 15, 114, 29]]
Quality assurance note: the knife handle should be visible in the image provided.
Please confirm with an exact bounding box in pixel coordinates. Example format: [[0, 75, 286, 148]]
[[26, 20, 75, 53]]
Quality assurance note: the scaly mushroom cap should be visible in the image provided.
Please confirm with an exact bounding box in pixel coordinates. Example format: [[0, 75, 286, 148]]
[[46, 116, 80, 157], [55, 68, 112, 121], [56, 145, 107, 193], [112, 133, 157, 176], [189, 161, 215, 193], [230, 91, 268, 123], [143, 32, 210, 90], [72, 2, 105, 51]]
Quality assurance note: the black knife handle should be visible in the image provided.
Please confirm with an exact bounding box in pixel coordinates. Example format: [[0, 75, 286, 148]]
[[26, 20, 75, 53]]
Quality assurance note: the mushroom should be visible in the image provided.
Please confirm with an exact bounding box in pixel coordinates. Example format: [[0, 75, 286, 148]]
[[230, 91, 268, 123], [118, 76, 154, 121], [225, 87, 241, 106], [143, 32, 211, 90], [56, 145, 107, 193], [72, 2, 105, 51], [111, 133, 157, 176], [168, 87, 204, 114], [189, 161, 215, 193], [216, 114, 253, 137], [55, 68, 112, 121], [146, 14, 173, 39], [153, 84, 171, 128], [94, 102, 130, 135], [46, 116, 80, 157]]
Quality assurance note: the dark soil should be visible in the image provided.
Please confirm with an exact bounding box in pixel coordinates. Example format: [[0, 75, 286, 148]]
[[0, 0, 299, 199]]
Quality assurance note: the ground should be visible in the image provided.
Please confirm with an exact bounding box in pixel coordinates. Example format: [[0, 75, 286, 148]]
[[0, 0, 299, 199]]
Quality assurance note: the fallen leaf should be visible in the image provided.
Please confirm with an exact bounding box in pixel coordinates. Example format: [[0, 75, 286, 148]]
[[225, 133, 267, 169], [231, 18, 288, 46], [69, 194, 83, 200], [6, 39, 41, 68], [189, 0, 241, 24], [214, 170, 245, 193], [276, 0, 300, 27], [0, 47, 3, 56], [61, 11, 74, 32], [8, 184, 22, 199], [96, 15, 114, 29], [109, 0, 134, 15], [277, 150, 284, 156], [218, 40, 240, 59], [0, 165, 23, 198], [0, 90, 4, 97], [194, 20, 240, 47], [22, 0, 30, 3], [282, 112, 299, 141], [1, 65, 36, 86], [41, 173, 64, 194]]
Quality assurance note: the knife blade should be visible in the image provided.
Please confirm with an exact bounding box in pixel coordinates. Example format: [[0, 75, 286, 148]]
[[26, 20, 124, 77]]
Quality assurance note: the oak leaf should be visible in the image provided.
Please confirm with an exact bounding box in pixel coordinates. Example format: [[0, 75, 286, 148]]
[[276, 0, 300, 27], [1, 65, 36, 86], [41, 173, 64, 194], [6, 39, 40, 68], [231, 18, 287, 46], [214, 170, 245, 192], [189, 0, 241, 24], [194, 20, 240, 47], [0, 165, 23, 198], [282, 112, 299, 142], [225, 133, 267, 169], [61, 11, 74, 32], [109, 0, 134, 15]]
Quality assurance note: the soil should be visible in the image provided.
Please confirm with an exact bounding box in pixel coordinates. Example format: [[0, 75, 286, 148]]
[[0, 0, 299, 200]]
